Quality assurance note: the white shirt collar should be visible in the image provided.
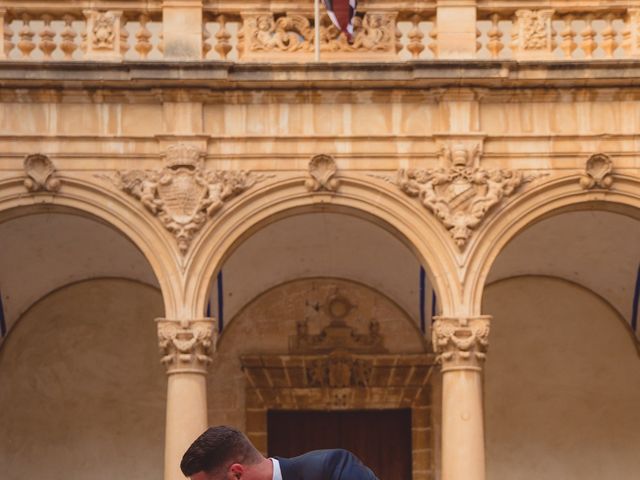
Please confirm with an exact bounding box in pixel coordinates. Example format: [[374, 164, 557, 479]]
[[271, 458, 283, 480]]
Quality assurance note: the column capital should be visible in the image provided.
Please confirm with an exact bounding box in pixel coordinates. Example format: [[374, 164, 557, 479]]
[[432, 316, 491, 372], [156, 318, 216, 375]]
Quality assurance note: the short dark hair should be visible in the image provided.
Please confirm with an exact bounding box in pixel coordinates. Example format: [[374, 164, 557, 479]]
[[180, 426, 262, 477]]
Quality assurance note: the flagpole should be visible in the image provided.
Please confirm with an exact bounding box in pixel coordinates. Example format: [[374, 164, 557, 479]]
[[314, 0, 321, 61]]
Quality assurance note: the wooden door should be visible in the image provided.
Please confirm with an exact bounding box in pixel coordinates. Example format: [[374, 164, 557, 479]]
[[267, 409, 412, 480]]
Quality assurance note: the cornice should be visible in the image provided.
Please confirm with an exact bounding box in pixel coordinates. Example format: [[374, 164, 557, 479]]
[[2, 60, 640, 91]]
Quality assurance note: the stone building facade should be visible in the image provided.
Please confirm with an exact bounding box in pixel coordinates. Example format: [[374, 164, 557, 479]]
[[0, 1, 639, 480]]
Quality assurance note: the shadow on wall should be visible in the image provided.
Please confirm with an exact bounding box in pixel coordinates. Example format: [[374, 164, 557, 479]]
[[0, 278, 166, 480], [483, 275, 640, 480]]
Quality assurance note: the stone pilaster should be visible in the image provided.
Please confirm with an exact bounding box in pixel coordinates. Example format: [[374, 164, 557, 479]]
[[432, 316, 490, 480], [157, 318, 215, 480]]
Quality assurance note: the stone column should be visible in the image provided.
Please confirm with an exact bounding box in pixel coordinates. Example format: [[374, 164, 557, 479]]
[[157, 318, 216, 480], [432, 316, 490, 480]]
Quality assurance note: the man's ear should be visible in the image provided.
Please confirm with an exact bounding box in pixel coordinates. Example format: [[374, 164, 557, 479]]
[[228, 464, 244, 479]]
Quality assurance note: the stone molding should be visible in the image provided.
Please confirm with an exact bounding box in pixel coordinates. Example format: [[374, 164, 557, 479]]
[[580, 153, 614, 190], [432, 316, 490, 372], [23, 154, 60, 193], [156, 318, 216, 375], [102, 144, 262, 254]]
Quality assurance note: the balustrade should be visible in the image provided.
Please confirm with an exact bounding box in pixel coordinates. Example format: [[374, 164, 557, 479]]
[[1, 1, 640, 62]]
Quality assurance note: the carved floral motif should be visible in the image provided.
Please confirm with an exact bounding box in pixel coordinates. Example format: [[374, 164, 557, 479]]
[[580, 153, 614, 190], [390, 144, 538, 248], [432, 317, 490, 371], [157, 319, 215, 374], [23, 154, 60, 193], [104, 144, 261, 253], [305, 154, 339, 192]]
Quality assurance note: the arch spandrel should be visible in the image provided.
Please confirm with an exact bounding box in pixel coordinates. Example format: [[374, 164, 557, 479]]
[[0, 175, 183, 318], [463, 173, 640, 316], [183, 174, 463, 321]]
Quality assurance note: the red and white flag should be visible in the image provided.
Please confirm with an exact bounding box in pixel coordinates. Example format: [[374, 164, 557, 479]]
[[322, 0, 358, 39]]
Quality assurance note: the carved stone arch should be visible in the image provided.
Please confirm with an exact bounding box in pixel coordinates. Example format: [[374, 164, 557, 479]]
[[0, 175, 183, 318], [184, 174, 461, 320], [463, 174, 640, 316]]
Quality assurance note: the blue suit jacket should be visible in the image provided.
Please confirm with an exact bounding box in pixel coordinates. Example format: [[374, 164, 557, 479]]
[[276, 449, 379, 480]]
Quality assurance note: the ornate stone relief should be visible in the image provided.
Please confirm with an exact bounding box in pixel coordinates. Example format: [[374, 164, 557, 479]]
[[432, 316, 490, 371], [103, 144, 262, 253], [512, 9, 555, 56], [83, 10, 123, 59], [240, 12, 398, 58], [383, 143, 539, 248], [580, 153, 614, 190], [23, 154, 61, 193], [305, 154, 340, 192], [157, 319, 216, 374], [289, 290, 386, 354], [306, 352, 372, 388]]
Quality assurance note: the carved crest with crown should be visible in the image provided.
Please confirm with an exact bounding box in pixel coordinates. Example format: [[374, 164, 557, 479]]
[[104, 144, 261, 254], [388, 141, 540, 249]]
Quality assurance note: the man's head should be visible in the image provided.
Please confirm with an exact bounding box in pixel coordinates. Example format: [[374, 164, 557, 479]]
[[180, 426, 266, 480]]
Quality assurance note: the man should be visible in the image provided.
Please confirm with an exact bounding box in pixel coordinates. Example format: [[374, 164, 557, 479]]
[[181, 425, 380, 480]]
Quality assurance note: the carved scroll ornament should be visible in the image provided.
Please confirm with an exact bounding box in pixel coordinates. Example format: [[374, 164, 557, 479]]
[[157, 319, 215, 374], [105, 144, 261, 253], [389, 144, 538, 248], [580, 153, 613, 190], [513, 9, 555, 52], [432, 316, 490, 371], [23, 154, 61, 193]]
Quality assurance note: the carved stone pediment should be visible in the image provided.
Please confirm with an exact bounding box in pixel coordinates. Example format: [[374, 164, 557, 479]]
[[102, 144, 263, 253]]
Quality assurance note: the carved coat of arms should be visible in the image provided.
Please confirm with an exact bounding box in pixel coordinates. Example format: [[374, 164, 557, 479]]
[[105, 144, 260, 253]]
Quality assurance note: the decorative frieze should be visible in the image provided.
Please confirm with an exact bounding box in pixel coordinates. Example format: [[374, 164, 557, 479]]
[[580, 153, 614, 190], [432, 316, 490, 372], [386, 143, 538, 249], [103, 144, 262, 253], [23, 154, 60, 193], [156, 319, 216, 374], [240, 12, 398, 60], [305, 154, 340, 193]]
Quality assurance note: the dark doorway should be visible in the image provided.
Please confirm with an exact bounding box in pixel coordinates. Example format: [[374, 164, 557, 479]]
[[267, 409, 412, 480]]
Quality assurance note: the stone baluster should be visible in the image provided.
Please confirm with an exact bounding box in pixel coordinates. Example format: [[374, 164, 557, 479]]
[[39, 14, 57, 60], [60, 14, 78, 60], [486, 13, 503, 59], [601, 13, 618, 59], [560, 15, 577, 59], [120, 16, 130, 57], [157, 318, 216, 480], [202, 21, 212, 58], [580, 14, 596, 59], [433, 316, 491, 480], [0, 9, 13, 59], [17, 14, 36, 59], [135, 13, 153, 59], [407, 14, 425, 59], [623, 9, 640, 58], [214, 15, 232, 60]]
